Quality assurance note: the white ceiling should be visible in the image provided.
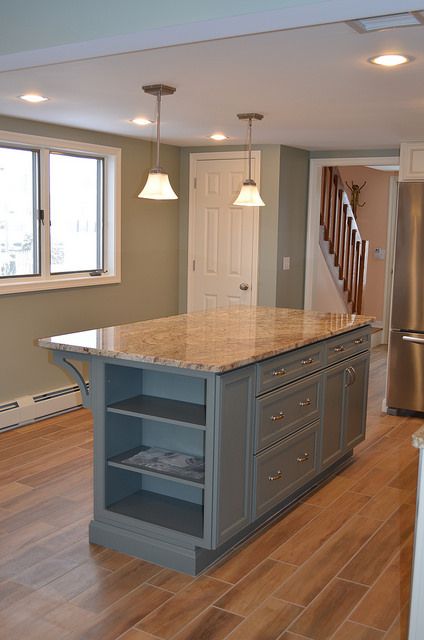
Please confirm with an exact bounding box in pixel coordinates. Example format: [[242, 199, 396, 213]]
[[1, 17, 424, 150]]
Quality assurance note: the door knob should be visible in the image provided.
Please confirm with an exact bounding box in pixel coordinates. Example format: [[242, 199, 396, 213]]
[[239, 282, 249, 291]]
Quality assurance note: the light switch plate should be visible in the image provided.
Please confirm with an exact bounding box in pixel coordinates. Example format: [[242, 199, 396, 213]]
[[283, 257, 290, 270]]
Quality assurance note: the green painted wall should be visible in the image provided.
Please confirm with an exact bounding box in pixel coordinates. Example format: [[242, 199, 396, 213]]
[[0, 116, 180, 402], [276, 146, 310, 309]]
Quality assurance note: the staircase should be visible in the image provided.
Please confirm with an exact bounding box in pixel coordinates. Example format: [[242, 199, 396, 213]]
[[320, 166, 369, 314]]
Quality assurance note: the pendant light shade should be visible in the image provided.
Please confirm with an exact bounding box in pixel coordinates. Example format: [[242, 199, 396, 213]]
[[139, 168, 178, 200], [138, 84, 178, 201], [233, 179, 265, 207], [233, 113, 265, 207]]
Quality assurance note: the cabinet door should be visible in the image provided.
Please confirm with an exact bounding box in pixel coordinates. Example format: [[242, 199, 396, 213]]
[[400, 142, 424, 181], [321, 362, 346, 470], [343, 352, 370, 451], [213, 366, 255, 546]]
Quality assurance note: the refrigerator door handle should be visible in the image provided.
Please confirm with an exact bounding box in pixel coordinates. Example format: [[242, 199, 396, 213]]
[[402, 336, 424, 345]]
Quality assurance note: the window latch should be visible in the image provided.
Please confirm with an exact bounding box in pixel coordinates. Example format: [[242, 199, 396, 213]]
[[89, 269, 107, 277]]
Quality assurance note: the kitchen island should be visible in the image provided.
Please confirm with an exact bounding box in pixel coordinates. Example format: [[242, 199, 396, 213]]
[[39, 306, 373, 574]]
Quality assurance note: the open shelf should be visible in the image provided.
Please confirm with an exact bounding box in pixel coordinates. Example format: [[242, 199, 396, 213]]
[[108, 446, 205, 487], [107, 394, 206, 429], [107, 489, 204, 538]]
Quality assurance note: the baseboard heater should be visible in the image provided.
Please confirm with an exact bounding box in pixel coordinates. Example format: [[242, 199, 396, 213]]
[[0, 383, 86, 433]]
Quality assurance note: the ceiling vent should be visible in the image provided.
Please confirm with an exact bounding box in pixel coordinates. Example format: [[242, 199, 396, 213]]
[[347, 11, 424, 33]]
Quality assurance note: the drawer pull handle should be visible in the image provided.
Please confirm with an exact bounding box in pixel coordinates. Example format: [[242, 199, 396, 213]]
[[268, 470, 282, 481], [301, 357, 314, 365], [333, 345, 345, 353], [299, 398, 311, 407], [354, 338, 364, 345], [297, 452, 310, 463], [272, 367, 287, 377], [270, 411, 285, 422]]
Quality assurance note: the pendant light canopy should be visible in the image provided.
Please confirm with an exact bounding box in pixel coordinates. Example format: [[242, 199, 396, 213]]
[[233, 113, 265, 207], [138, 84, 178, 200]]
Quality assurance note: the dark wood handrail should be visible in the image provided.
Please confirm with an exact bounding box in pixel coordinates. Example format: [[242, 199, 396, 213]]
[[320, 166, 368, 314]]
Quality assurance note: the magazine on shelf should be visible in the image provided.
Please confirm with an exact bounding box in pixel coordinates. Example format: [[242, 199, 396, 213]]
[[121, 446, 205, 482]]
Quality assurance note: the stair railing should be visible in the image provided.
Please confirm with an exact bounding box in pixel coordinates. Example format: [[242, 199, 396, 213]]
[[320, 166, 369, 314]]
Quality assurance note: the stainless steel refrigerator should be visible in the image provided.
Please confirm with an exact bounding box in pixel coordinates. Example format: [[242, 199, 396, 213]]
[[387, 182, 424, 413]]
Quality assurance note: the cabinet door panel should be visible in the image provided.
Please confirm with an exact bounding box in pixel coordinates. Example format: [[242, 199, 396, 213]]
[[344, 352, 369, 451], [321, 362, 345, 470], [214, 366, 255, 545]]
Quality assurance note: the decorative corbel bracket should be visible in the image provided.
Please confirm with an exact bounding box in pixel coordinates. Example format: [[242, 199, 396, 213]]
[[52, 351, 91, 409]]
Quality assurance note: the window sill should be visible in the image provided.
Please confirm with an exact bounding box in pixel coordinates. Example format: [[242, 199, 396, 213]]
[[0, 273, 121, 295]]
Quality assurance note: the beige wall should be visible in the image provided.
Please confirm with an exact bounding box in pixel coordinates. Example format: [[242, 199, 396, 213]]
[[339, 166, 395, 321], [0, 116, 180, 402], [312, 249, 348, 313]]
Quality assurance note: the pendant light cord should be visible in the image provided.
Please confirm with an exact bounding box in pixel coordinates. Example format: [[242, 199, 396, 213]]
[[248, 117, 252, 182], [156, 89, 162, 169]]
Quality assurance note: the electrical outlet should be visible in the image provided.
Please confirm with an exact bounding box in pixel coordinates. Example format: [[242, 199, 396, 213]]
[[283, 256, 290, 270]]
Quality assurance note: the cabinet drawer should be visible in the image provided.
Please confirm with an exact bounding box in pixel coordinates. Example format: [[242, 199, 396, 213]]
[[255, 374, 321, 452], [326, 328, 370, 365], [254, 422, 319, 518], [256, 343, 324, 395]]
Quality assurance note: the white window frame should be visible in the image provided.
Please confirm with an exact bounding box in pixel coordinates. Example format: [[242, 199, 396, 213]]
[[0, 130, 121, 295]]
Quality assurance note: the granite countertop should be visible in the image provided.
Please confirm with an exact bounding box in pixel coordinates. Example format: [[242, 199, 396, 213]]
[[412, 426, 424, 449], [38, 306, 374, 373]]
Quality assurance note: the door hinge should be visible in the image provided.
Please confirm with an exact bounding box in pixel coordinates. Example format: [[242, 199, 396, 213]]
[[193, 177, 197, 189], [192, 259, 196, 271]]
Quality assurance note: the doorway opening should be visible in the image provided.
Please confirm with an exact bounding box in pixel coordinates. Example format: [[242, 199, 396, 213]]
[[305, 156, 400, 344]]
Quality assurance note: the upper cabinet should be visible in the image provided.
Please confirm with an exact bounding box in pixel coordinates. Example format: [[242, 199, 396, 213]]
[[400, 142, 424, 181]]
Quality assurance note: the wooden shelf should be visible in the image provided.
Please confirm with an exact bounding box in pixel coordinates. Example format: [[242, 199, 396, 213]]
[[107, 489, 204, 538], [108, 446, 205, 487], [107, 394, 206, 429]]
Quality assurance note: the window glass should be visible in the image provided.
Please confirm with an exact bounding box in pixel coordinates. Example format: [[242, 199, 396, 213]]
[[0, 147, 39, 278], [49, 153, 103, 274]]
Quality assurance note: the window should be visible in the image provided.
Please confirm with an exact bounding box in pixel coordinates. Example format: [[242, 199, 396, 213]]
[[0, 131, 121, 294], [0, 147, 40, 278]]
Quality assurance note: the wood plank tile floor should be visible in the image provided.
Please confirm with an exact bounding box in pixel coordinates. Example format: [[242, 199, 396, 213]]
[[0, 346, 419, 639]]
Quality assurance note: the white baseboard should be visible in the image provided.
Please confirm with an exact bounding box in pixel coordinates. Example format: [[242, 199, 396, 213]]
[[0, 384, 84, 432]]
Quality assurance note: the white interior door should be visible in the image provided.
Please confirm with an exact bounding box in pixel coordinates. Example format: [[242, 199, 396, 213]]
[[188, 153, 260, 312]]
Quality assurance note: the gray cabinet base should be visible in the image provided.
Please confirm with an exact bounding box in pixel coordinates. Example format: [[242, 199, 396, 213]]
[[89, 520, 202, 574], [89, 451, 353, 575]]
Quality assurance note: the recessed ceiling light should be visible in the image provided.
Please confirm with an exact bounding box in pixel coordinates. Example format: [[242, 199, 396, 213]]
[[210, 133, 228, 141], [369, 54, 413, 67], [19, 93, 49, 103], [131, 117, 154, 126]]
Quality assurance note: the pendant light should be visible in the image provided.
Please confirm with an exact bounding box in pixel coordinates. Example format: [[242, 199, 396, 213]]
[[233, 113, 265, 207], [138, 84, 178, 200]]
